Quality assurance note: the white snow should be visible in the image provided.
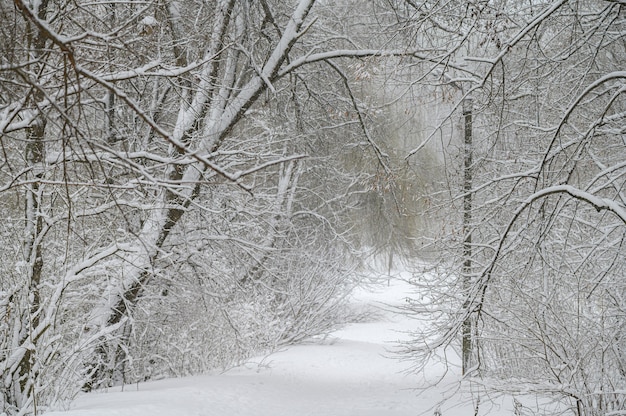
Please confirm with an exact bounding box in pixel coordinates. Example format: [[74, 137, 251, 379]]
[[139, 16, 158, 27], [43, 267, 506, 416]]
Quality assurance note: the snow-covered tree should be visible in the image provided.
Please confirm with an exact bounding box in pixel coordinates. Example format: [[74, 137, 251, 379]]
[[400, 0, 626, 414], [0, 0, 437, 413]]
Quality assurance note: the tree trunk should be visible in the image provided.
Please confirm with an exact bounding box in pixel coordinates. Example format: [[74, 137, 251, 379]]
[[461, 96, 473, 376], [10, 0, 50, 411]]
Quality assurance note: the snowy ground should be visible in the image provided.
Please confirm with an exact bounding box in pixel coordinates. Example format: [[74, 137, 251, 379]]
[[44, 268, 502, 416]]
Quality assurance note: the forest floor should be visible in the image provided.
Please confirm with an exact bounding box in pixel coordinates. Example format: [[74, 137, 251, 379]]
[[44, 266, 513, 416]]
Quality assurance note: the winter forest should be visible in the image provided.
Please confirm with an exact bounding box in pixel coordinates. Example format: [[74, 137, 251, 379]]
[[0, 0, 624, 414]]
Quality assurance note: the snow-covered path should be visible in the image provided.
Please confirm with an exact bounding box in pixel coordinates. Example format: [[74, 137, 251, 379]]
[[45, 273, 473, 416]]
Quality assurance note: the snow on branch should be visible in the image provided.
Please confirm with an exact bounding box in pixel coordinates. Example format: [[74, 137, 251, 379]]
[[230, 154, 308, 181], [468, 0, 569, 86], [539, 71, 626, 172], [278, 48, 447, 78], [524, 185, 626, 225], [559, 71, 626, 128], [99, 58, 218, 82], [1, 245, 123, 380]]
